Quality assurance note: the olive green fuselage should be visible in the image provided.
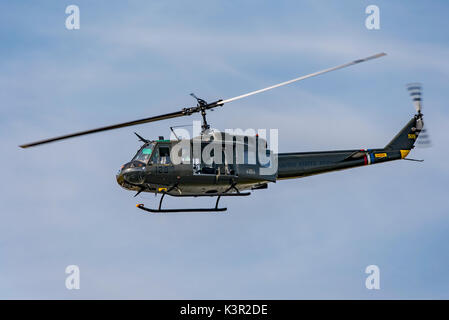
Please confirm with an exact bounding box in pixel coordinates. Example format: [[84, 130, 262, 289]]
[[116, 145, 403, 195], [116, 114, 420, 196]]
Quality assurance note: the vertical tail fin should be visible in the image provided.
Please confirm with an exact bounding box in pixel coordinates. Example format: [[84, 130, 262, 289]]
[[385, 114, 423, 153]]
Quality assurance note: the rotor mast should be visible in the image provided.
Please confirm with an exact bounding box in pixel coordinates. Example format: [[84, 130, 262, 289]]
[[190, 93, 211, 133]]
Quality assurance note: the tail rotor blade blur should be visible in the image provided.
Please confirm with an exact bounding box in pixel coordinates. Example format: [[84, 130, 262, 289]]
[[407, 83, 431, 148], [416, 128, 432, 148], [407, 82, 422, 113]]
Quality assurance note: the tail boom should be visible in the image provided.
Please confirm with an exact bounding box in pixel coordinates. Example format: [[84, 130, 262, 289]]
[[276, 115, 420, 180], [277, 148, 405, 180]]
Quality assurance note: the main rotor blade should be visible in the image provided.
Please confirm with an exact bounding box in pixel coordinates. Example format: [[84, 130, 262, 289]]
[[19, 110, 186, 148], [220, 53, 386, 105], [20, 52, 385, 149]]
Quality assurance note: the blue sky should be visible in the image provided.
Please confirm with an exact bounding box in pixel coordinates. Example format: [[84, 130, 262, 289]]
[[1, 1, 449, 299]]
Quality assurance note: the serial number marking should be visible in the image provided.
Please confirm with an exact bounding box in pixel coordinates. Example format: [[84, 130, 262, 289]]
[[374, 153, 387, 158]]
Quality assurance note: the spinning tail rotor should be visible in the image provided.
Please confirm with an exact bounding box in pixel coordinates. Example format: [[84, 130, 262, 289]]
[[407, 82, 422, 114], [406, 83, 431, 147]]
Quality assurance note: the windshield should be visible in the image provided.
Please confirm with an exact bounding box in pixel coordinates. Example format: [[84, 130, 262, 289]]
[[132, 143, 155, 163]]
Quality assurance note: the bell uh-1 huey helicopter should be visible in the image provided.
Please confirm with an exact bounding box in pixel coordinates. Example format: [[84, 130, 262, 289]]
[[20, 52, 428, 213]]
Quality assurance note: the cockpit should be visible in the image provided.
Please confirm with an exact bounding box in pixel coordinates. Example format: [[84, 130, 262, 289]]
[[132, 142, 156, 163]]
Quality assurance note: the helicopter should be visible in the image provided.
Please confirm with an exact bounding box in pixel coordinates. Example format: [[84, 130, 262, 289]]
[[20, 52, 428, 213]]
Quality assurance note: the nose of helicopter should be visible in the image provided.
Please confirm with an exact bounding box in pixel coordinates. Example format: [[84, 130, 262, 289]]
[[116, 161, 146, 188]]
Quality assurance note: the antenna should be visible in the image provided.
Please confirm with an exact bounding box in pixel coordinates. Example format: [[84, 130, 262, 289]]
[[169, 127, 180, 141]]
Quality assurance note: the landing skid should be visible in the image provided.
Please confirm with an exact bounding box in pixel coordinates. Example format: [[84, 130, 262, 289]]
[[136, 184, 250, 213], [136, 204, 227, 213]]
